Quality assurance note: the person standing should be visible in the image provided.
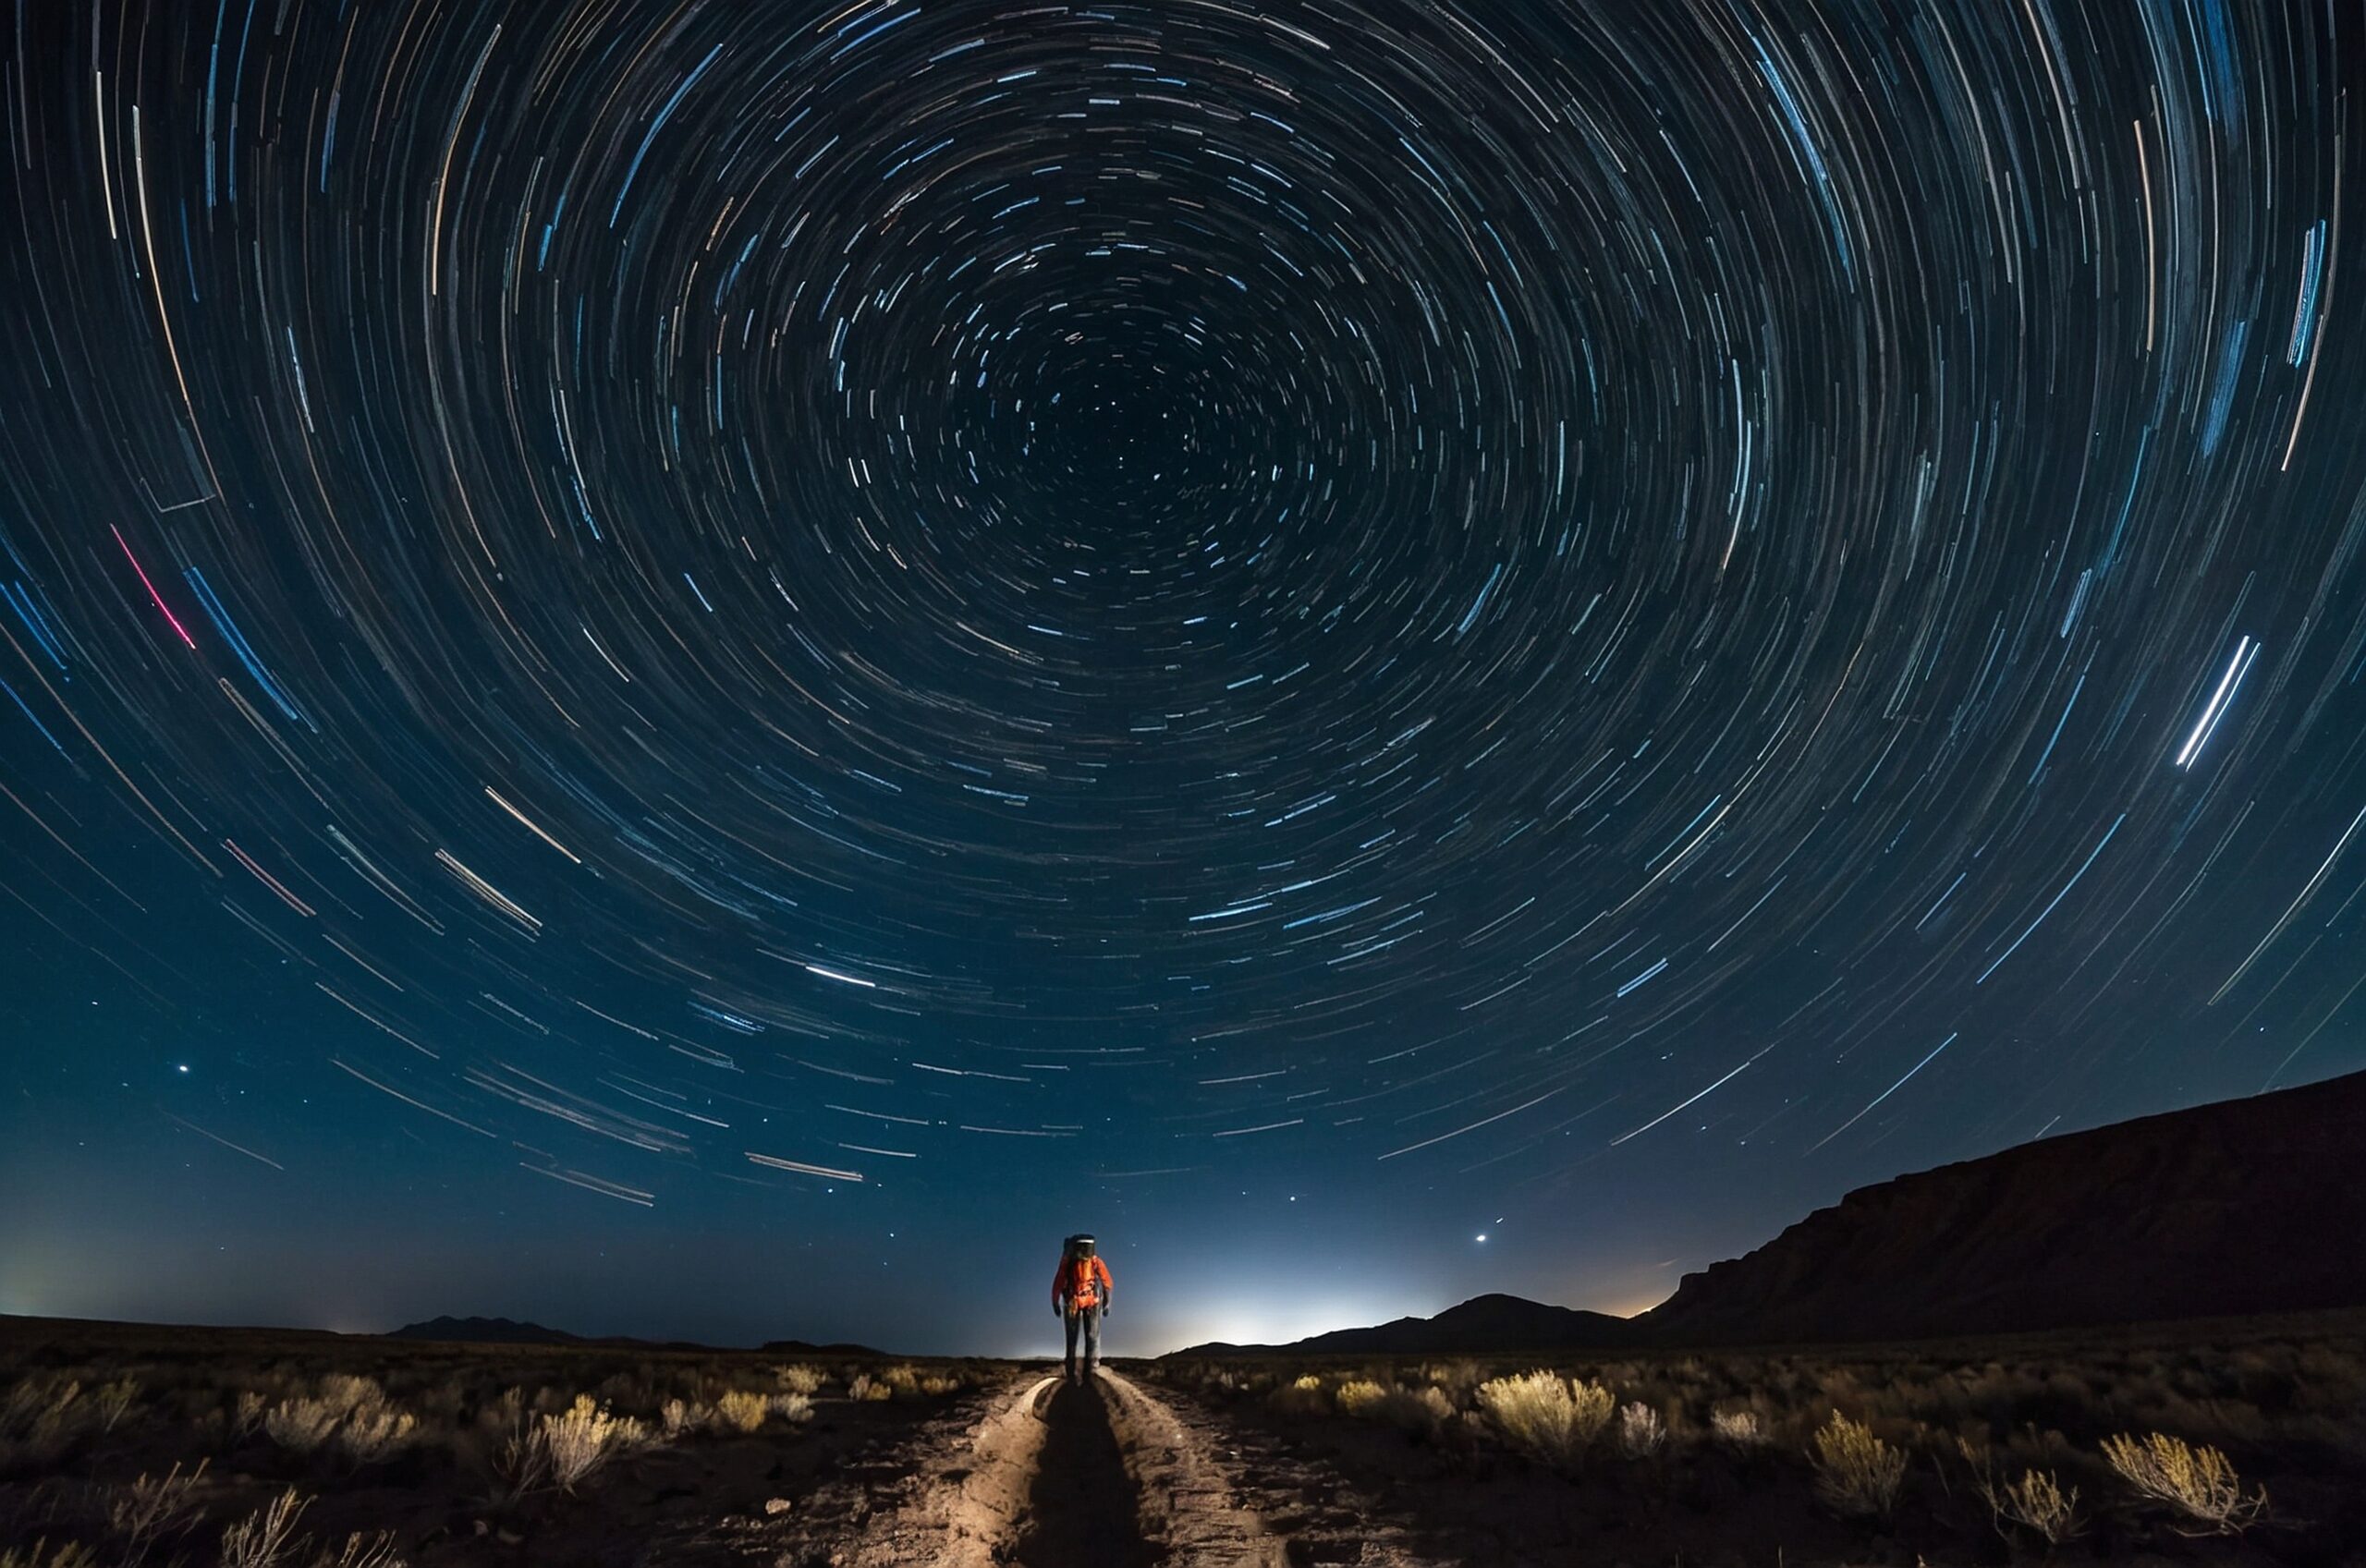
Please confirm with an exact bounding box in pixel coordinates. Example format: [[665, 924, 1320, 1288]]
[[1053, 1233, 1114, 1383]]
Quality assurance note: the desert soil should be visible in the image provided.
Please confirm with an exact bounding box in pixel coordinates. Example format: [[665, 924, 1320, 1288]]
[[669, 1368, 1445, 1568]]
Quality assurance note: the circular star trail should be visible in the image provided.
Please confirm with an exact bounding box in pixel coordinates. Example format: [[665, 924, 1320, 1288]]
[[2, 0, 2362, 1342]]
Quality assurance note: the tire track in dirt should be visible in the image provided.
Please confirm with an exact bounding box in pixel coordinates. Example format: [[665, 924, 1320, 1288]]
[[690, 1369, 1435, 1567]]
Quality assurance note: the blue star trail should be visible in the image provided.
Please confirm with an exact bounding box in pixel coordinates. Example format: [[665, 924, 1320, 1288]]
[[0, 0, 2361, 1354]]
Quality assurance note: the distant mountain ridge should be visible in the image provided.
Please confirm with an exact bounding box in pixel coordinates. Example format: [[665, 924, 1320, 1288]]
[[1167, 1069, 2366, 1355], [1176, 1293, 1631, 1358], [384, 1316, 887, 1355], [386, 1316, 586, 1345]]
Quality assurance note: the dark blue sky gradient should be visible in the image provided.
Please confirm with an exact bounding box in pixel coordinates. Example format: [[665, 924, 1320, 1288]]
[[4, 0, 2364, 1355]]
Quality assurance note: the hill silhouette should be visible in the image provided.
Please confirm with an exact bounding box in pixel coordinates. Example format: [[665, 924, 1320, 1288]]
[[1639, 1067, 2366, 1343], [1175, 1292, 1631, 1358], [1170, 1069, 2366, 1355]]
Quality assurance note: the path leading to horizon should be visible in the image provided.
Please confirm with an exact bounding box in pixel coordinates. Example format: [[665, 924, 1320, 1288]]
[[693, 1367, 1445, 1567]]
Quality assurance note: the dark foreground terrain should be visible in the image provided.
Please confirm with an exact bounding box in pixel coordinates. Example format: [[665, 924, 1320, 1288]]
[[5, 1310, 2364, 1566]]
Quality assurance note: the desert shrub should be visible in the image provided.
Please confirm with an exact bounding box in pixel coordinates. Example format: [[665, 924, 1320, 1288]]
[[1476, 1372, 1616, 1466], [771, 1392, 814, 1424], [107, 1458, 208, 1563], [1617, 1402, 1666, 1458], [715, 1390, 772, 1433], [881, 1365, 921, 1397], [1811, 1411, 1907, 1518], [660, 1397, 707, 1438], [220, 1488, 309, 1568], [91, 1378, 140, 1433], [0, 1541, 99, 1568], [537, 1395, 647, 1490], [1333, 1380, 1388, 1416], [0, 1376, 88, 1467], [1367, 1385, 1454, 1436], [918, 1374, 960, 1396], [313, 1376, 381, 1416], [233, 1391, 270, 1441], [846, 1375, 892, 1403], [0, 1545, 100, 1568], [490, 1424, 552, 1502], [2100, 1432, 2266, 1534], [1421, 1360, 1481, 1405], [1712, 1409, 1768, 1449], [1268, 1376, 1329, 1418], [774, 1364, 826, 1396], [330, 1395, 417, 1465], [307, 1533, 406, 1568], [264, 1398, 344, 1454]]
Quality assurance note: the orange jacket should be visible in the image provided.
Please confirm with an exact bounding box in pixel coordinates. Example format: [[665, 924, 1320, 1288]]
[[1054, 1253, 1113, 1309]]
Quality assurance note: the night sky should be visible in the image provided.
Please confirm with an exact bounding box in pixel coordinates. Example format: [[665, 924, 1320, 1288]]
[[2, 0, 2362, 1359]]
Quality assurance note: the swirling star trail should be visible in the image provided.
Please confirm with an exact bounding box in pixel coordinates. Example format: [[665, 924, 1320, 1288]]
[[2, 0, 2362, 1353]]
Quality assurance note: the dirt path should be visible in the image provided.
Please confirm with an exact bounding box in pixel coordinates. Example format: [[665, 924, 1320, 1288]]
[[724, 1369, 1323, 1567]]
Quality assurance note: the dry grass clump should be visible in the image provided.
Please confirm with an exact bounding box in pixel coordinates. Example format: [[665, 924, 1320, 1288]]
[[774, 1364, 826, 1396], [106, 1458, 209, 1563], [715, 1390, 772, 1433], [0, 1544, 100, 1568], [2100, 1431, 2266, 1534], [535, 1395, 648, 1491], [1957, 1437, 2081, 1544], [660, 1396, 710, 1438], [1811, 1410, 1907, 1517], [0, 1377, 91, 1469], [1267, 1374, 1331, 1418], [1711, 1408, 1768, 1450], [219, 1488, 308, 1568], [217, 1489, 405, 1568], [1475, 1371, 1615, 1466], [259, 1378, 415, 1465], [1616, 1402, 1666, 1458]]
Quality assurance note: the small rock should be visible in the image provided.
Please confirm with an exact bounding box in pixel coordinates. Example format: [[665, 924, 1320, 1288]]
[[764, 1497, 794, 1516]]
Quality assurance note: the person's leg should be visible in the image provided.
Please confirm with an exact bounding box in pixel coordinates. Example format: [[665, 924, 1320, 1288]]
[[1082, 1303, 1102, 1376], [1063, 1307, 1079, 1382]]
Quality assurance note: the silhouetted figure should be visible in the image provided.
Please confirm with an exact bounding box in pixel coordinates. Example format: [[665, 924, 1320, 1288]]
[[1053, 1232, 1114, 1383]]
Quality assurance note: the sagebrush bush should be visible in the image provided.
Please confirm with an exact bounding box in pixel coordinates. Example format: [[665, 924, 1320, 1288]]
[[1369, 1385, 1453, 1435], [771, 1392, 814, 1423], [264, 1397, 343, 1454], [0, 1376, 88, 1468], [1957, 1437, 2081, 1545], [1617, 1401, 1666, 1458], [1333, 1380, 1388, 1416], [537, 1395, 647, 1490], [774, 1364, 826, 1396], [847, 1374, 892, 1403], [2101, 1431, 2266, 1534], [1811, 1410, 1907, 1517], [1475, 1372, 1615, 1465], [220, 1488, 309, 1568], [715, 1389, 771, 1433], [330, 1396, 417, 1465], [1711, 1408, 1767, 1449], [106, 1458, 208, 1562]]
